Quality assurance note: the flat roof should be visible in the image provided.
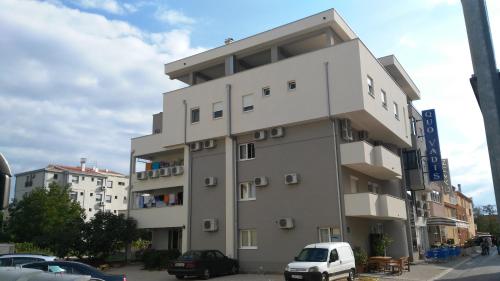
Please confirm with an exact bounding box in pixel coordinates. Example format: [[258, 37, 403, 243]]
[[164, 9, 357, 78], [378, 55, 421, 101]]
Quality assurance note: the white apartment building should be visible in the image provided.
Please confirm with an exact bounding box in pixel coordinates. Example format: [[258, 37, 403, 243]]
[[14, 159, 128, 220], [129, 9, 422, 272]]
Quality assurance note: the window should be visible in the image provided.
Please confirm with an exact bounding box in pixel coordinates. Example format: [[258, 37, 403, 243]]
[[107, 181, 113, 188], [90, 193, 93, 197], [242, 94, 254, 112], [381, 90, 387, 108], [114, 196, 118, 199], [88, 208, 92, 212], [96, 179, 103, 187], [239, 143, 255, 160], [367, 76, 374, 97], [191, 107, 200, 123], [393, 102, 399, 120], [262, 87, 271, 97], [82, 176, 85, 181], [106, 195, 112, 203], [118, 181, 125, 186], [113, 210, 117, 214], [431, 190, 441, 203], [368, 182, 379, 193], [319, 228, 331, 243], [287, 80, 296, 91], [240, 229, 257, 249], [410, 117, 417, 136], [24, 174, 34, 187], [212, 101, 223, 119], [318, 227, 341, 243], [239, 182, 256, 201], [91, 177, 94, 182], [69, 192, 77, 201], [96, 194, 103, 202], [72, 175, 79, 184], [214, 251, 225, 259], [53, 174, 58, 180], [80, 192, 84, 196]]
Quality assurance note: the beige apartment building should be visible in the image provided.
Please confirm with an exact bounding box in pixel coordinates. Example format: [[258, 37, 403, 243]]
[[128, 9, 422, 272], [14, 159, 129, 220]]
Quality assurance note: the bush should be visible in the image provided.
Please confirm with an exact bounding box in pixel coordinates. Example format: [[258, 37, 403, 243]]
[[15, 242, 53, 256], [142, 249, 180, 270], [353, 246, 368, 266]]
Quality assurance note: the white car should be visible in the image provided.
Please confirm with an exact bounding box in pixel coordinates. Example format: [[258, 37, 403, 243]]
[[0, 254, 57, 267], [284, 242, 356, 281]]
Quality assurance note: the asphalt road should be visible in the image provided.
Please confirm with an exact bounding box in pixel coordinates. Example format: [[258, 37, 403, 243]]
[[438, 247, 500, 281]]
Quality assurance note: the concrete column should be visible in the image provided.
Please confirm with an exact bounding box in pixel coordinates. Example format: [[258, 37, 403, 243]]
[[325, 28, 335, 46], [225, 137, 235, 258], [225, 55, 236, 76], [462, 0, 500, 221], [188, 72, 197, 85], [182, 146, 190, 252], [271, 46, 280, 63], [385, 220, 410, 258]]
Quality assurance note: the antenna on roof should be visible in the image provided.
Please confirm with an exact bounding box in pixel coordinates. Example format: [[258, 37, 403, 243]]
[[224, 38, 234, 45], [80, 158, 87, 171]]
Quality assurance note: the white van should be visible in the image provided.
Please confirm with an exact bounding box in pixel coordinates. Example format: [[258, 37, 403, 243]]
[[284, 242, 355, 281]]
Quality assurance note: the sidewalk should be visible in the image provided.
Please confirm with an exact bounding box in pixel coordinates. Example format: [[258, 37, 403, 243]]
[[359, 255, 476, 281]]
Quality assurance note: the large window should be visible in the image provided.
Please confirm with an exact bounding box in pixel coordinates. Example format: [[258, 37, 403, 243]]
[[106, 195, 112, 203], [367, 76, 374, 97], [239, 182, 256, 201], [212, 101, 223, 119], [318, 228, 341, 243], [191, 107, 200, 123], [69, 192, 78, 201], [72, 175, 79, 184], [240, 229, 257, 249], [96, 194, 103, 202], [242, 94, 254, 112], [239, 143, 255, 160], [431, 190, 441, 203]]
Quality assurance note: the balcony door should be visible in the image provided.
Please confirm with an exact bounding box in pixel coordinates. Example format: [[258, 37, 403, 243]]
[[168, 228, 182, 250]]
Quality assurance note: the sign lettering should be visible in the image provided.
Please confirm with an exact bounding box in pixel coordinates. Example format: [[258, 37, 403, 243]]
[[422, 109, 444, 181]]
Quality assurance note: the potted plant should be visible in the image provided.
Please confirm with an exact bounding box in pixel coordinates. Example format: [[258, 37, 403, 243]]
[[353, 247, 368, 274], [374, 234, 393, 256]]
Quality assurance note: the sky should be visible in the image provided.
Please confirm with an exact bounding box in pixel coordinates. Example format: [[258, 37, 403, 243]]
[[0, 0, 498, 206]]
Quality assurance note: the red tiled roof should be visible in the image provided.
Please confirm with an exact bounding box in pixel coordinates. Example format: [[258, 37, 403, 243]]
[[47, 165, 125, 177]]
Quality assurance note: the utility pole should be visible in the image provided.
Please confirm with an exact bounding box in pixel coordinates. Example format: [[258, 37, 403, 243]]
[[461, 0, 500, 221]]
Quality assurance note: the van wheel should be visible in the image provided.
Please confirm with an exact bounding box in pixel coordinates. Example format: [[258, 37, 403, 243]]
[[347, 269, 355, 281], [321, 272, 328, 281]]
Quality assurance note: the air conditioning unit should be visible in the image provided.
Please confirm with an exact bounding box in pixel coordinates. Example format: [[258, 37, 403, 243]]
[[190, 142, 202, 151], [424, 211, 430, 218], [203, 139, 216, 149], [159, 167, 171, 177], [340, 119, 353, 142], [202, 219, 218, 232], [270, 127, 285, 138], [136, 172, 146, 180], [204, 177, 217, 187], [358, 130, 369, 141], [148, 170, 159, 179], [416, 209, 423, 217], [284, 173, 299, 185], [172, 166, 184, 176], [278, 218, 294, 229], [254, 177, 268, 187], [99, 202, 105, 206], [253, 130, 267, 141]]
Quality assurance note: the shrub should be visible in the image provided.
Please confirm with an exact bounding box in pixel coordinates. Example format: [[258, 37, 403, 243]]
[[142, 249, 180, 270], [15, 242, 53, 256], [353, 246, 368, 266]]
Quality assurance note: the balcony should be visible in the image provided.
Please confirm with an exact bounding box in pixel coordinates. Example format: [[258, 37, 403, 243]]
[[340, 141, 402, 180], [132, 166, 185, 192], [344, 193, 407, 220], [129, 205, 187, 229], [132, 133, 165, 157]]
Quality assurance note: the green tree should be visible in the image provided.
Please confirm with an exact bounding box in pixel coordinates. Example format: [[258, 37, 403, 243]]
[[474, 204, 500, 235], [7, 182, 85, 257], [84, 211, 139, 261]]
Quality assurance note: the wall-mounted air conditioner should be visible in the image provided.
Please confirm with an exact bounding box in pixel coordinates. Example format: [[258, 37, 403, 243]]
[[358, 130, 369, 141], [159, 167, 171, 177], [278, 218, 294, 229], [340, 119, 353, 142], [284, 173, 299, 185], [202, 219, 218, 232], [204, 177, 217, 187], [270, 127, 285, 138], [253, 130, 267, 141], [190, 142, 202, 151], [254, 177, 268, 187], [136, 172, 146, 180], [148, 170, 159, 179], [172, 166, 184, 176], [203, 139, 216, 149]]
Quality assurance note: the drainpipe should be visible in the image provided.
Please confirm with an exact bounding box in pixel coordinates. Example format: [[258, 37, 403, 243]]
[[324, 61, 346, 241], [183, 100, 192, 250], [399, 148, 415, 261], [125, 148, 135, 263], [226, 84, 239, 259]]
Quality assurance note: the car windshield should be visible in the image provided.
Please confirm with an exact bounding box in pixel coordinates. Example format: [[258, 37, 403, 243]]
[[180, 251, 202, 260], [295, 248, 328, 262]]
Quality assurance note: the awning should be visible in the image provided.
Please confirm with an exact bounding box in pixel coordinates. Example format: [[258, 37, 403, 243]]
[[427, 217, 469, 228]]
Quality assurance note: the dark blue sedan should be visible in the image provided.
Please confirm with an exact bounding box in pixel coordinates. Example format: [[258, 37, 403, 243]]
[[22, 261, 126, 281]]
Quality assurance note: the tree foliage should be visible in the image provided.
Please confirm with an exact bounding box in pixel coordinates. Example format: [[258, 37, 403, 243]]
[[474, 204, 500, 236]]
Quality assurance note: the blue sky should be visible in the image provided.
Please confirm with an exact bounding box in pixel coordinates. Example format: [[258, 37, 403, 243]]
[[0, 0, 498, 206]]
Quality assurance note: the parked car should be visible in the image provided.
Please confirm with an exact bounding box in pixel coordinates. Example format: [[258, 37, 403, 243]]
[[0, 254, 57, 267], [284, 242, 355, 281], [0, 266, 91, 281], [22, 261, 126, 281], [167, 250, 239, 279]]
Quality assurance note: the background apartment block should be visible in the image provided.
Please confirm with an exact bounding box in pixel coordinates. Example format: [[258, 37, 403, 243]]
[[129, 9, 422, 272], [15, 159, 129, 219]]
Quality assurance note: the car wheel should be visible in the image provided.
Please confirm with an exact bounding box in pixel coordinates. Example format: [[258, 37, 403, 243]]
[[347, 269, 355, 281], [201, 268, 210, 280], [175, 275, 184, 280], [321, 272, 328, 281], [230, 265, 239, 275]]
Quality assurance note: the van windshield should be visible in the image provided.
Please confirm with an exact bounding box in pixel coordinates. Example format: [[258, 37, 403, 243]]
[[295, 248, 328, 262]]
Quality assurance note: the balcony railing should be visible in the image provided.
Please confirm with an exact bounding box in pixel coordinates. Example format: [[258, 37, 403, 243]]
[[344, 192, 407, 220]]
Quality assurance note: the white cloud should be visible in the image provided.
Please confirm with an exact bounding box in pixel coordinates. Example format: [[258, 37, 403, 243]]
[[0, 0, 205, 180], [73, 0, 125, 14], [155, 7, 196, 25]]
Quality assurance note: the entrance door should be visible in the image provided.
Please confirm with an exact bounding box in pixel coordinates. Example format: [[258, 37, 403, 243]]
[[168, 228, 182, 250]]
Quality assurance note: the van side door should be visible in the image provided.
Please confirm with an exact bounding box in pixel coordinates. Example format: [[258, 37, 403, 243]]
[[327, 249, 342, 279]]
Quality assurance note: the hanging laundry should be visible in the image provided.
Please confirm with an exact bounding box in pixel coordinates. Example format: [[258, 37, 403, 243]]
[[145, 163, 152, 171]]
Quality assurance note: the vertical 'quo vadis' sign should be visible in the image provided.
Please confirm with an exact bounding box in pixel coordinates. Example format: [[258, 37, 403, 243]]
[[422, 109, 444, 181]]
